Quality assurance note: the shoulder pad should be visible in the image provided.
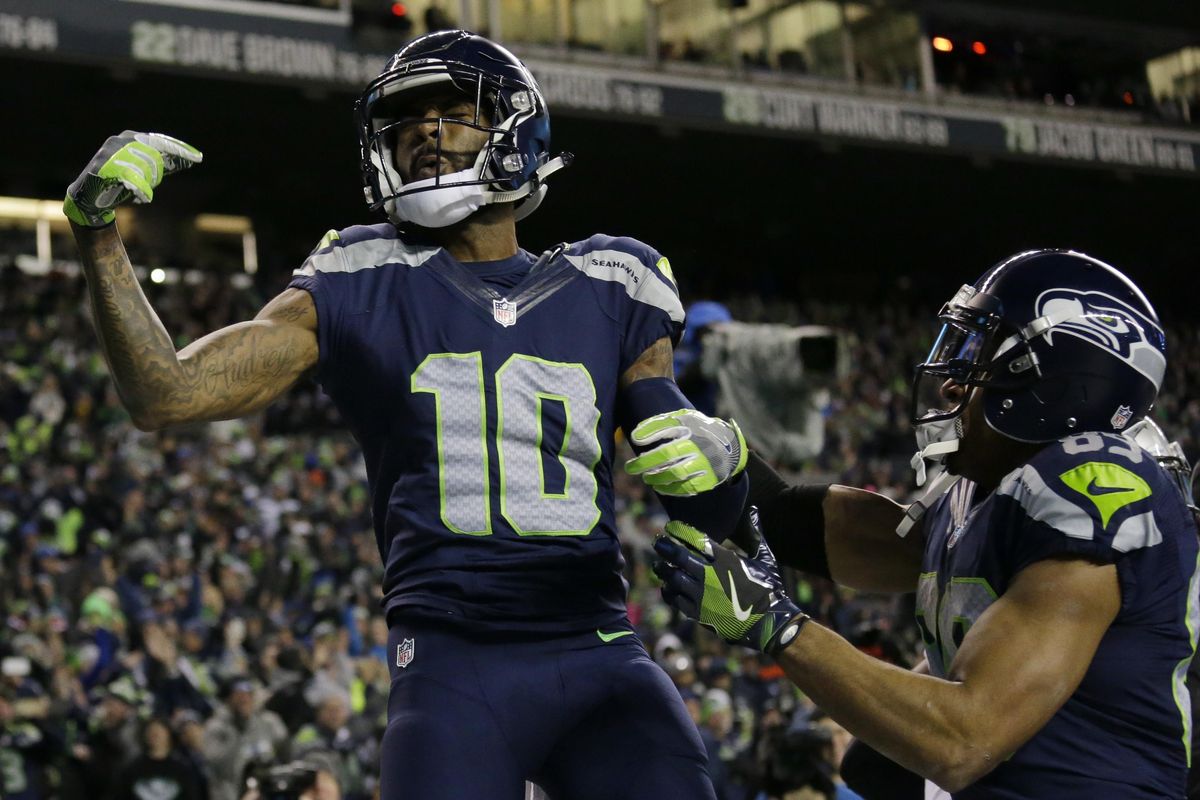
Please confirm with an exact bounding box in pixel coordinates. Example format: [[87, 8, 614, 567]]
[[563, 234, 682, 322], [999, 433, 1167, 553], [295, 224, 437, 277]]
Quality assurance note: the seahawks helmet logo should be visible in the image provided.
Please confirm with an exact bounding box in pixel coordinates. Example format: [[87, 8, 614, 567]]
[[1034, 288, 1166, 389]]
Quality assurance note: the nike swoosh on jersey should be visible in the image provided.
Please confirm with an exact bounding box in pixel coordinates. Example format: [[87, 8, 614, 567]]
[[1087, 477, 1136, 496], [596, 630, 634, 643], [729, 580, 753, 622]]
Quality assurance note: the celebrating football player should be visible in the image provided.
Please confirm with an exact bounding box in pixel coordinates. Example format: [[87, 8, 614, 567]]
[[65, 30, 749, 800], [632, 250, 1198, 799]]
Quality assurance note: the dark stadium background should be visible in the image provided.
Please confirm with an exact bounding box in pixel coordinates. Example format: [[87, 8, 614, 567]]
[[3, 57, 1197, 313], [3, 3, 1200, 799]]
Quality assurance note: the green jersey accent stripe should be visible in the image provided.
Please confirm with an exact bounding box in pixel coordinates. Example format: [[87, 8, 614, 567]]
[[1174, 549, 1200, 767], [1059, 461, 1152, 529]]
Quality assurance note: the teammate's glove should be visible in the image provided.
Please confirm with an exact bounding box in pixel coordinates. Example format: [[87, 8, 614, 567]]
[[64, 131, 202, 227], [625, 410, 748, 496], [653, 520, 808, 656]]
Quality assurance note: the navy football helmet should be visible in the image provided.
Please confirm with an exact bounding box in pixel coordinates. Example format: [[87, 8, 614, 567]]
[[911, 249, 1167, 444], [355, 30, 571, 227]]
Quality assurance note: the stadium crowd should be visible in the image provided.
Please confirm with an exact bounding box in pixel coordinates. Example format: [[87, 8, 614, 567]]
[[0, 262, 1195, 800]]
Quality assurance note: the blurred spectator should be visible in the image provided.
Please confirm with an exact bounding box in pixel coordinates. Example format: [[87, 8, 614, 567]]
[[111, 716, 202, 800], [290, 694, 364, 799], [0, 261, 1194, 798], [203, 677, 288, 800], [174, 709, 213, 800], [0, 673, 58, 800], [72, 677, 146, 797], [699, 687, 743, 800]]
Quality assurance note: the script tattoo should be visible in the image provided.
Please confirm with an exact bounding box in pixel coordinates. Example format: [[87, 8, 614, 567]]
[[620, 336, 675, 388], [75, 225, 317, 429]]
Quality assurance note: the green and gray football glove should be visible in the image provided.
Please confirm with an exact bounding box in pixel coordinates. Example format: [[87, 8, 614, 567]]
[[64, 131, 202, 227], [653, 519, 808, 656], [625, 409, 748, 496]]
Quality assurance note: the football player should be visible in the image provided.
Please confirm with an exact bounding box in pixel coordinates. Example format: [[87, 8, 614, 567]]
[[64, 30, 749, 800], [632, 250, 1198, 798]]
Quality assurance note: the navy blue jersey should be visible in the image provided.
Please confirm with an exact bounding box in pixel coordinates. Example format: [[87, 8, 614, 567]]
[[289, 224, 683, 634], [917, 433, 1200, 799]]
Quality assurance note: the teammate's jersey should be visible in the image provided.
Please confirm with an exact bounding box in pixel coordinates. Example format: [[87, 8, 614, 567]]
[[917, 432, 1200, 799], [289, 224, 683, 634]]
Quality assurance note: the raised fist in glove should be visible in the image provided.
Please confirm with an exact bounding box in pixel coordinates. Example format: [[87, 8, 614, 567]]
[[625, 409, 747, 496], [64, 131, 202, 227], [653, 519, 808, 656]]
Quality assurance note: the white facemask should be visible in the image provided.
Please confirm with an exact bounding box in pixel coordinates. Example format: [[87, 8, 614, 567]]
[[370, 143, 491, 229], [369, 144, 567, 229]]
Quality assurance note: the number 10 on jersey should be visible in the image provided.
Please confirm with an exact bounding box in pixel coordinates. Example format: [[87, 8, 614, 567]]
[[411, 352, 603, 537]]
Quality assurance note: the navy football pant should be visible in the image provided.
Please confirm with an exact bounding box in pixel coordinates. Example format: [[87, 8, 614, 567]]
[[382, 619, 716, 800]]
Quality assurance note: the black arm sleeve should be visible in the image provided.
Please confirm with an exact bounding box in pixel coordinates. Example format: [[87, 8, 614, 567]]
[[744, 451, 832, 579]]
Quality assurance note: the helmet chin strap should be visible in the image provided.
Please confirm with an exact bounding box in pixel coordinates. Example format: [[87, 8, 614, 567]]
[[896, 470, 960, 538], [373, 148, 571, 228], [896, 413, 965, 538], [910, 415, 963, 487]]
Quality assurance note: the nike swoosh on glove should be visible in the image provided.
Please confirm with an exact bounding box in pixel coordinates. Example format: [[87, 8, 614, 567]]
[[653, 520, 808, 656]]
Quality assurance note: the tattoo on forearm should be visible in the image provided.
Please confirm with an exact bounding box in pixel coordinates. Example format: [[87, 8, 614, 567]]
[[75, 226, 313, 426], [187, 329, 299, 397]]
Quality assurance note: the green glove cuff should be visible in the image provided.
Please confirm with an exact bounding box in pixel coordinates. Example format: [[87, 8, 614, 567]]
[[63, 193, 114, 228]]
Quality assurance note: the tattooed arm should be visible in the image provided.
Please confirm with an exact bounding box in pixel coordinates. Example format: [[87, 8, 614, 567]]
[[619, 336, 673, 387], [74, 224, 318, 431]]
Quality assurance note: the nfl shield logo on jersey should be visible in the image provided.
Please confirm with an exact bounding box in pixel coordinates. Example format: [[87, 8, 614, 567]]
[[1111, 405, 1133, 430], [396, 638, 415, 668], [493, 298, 517, 327]]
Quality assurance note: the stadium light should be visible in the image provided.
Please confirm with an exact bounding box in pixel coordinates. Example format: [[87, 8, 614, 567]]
[[150, 268, 167, 284], [972, 41, 987, 56], [195, 214, 251, 234], [932, 37, 953, 53]]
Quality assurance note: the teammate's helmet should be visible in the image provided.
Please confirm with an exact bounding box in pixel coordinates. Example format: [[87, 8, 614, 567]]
[[1124, 418, 1195, 508], [355, 30, 571, 228], [911, 249, 1167, 443]]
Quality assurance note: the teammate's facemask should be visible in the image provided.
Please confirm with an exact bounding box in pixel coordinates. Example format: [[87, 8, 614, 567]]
[[1124, 418, 1196, 509], [909, 284, 1019, 486]]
